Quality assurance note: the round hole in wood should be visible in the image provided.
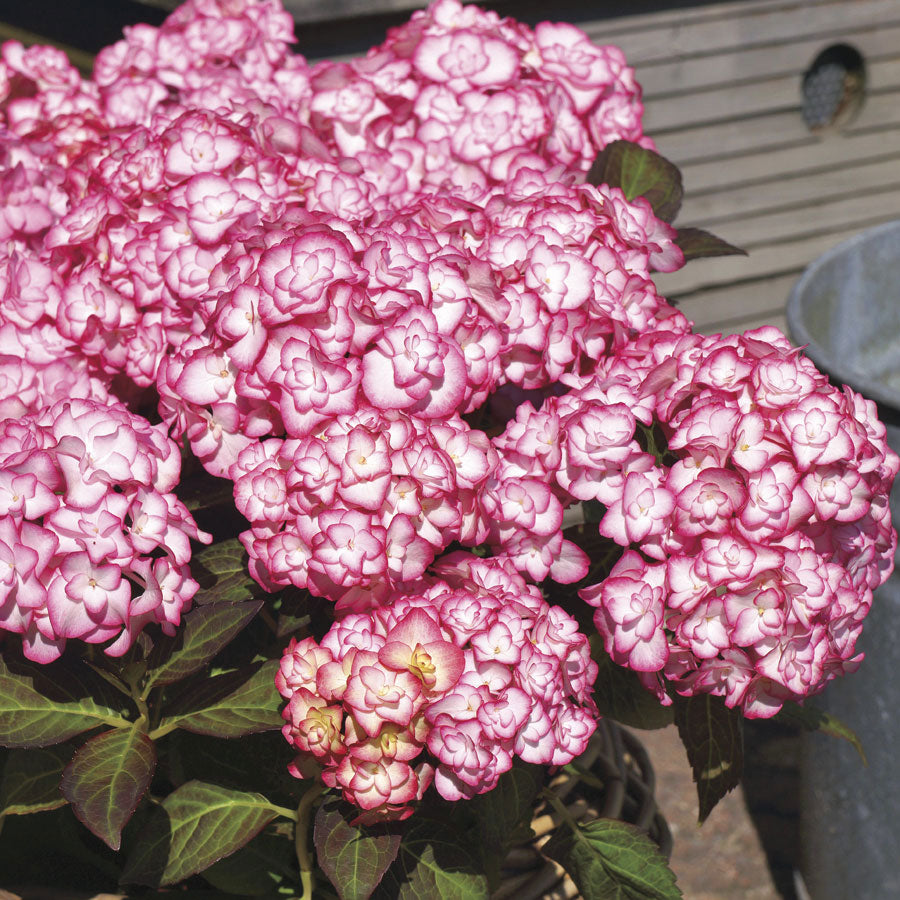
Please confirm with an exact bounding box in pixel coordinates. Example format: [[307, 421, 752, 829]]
[[801, 43, 866, 132]]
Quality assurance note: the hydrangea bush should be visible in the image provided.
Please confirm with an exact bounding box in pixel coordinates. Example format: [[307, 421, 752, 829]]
[[0, 0, 893, 897]]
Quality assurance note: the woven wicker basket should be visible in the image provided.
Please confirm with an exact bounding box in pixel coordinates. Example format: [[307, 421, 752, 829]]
[[493, 721, 672, 900]]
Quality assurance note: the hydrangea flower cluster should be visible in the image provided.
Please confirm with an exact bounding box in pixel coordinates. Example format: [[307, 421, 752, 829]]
[[0, 0, 673, 659], [0, 0, 681, 462], [0, 398, 210, 662], [230, 405, 501, 609], [156, 172, 685, 480], [85, 0, 648, 186], [0, 0, 896, 829], [0, 135, 114, 417], [494, 326, 898, 717], [276, 554, 597, 822]]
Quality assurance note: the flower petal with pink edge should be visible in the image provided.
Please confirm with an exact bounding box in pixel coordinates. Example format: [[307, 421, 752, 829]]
[[379, 608, 465, 693]]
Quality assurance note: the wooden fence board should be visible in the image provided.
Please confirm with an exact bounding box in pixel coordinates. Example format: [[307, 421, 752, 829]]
[[679, 127, 900, 195], [715, 185, 900, 251], [679, 156, 900, 226], [642, 56, 900, 132], [591, 0, 829, 38], [636, 23, 900, 97], [283, 0, 424, 23], [674, 273, 799, 330], [655, 224, 892, 297], [719, 310, 789, 335], [654, 120, 808, 166], [587, 0, 900, 65], [651, 89, 900, 164]]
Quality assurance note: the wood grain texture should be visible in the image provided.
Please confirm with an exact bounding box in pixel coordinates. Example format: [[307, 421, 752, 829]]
[[586, 0, 900, 64]]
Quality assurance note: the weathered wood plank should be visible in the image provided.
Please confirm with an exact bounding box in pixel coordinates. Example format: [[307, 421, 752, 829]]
[[642, 56, 900, 132], [654, 223, 896, 297], [715, 309, 789, 336], [679, 126, 900, 194], [651, 88, 900, 164], [664, 276, 791, 335], [679, 155, 900, 226], [644, 76, 797, 133], [128, 0, 176, 11], [710, 185, 900, 251], [588, 0, 900, 65], [637, 23, 900, 97], [653, 117, 809, 165], [591, 0, 828, 38], [674, 272, 800, 327]]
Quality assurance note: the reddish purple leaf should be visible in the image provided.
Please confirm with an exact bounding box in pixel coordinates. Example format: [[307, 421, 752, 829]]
[[62, 724, 156, 850]]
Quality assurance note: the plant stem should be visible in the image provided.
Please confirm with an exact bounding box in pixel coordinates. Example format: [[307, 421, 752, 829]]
[[540, 786, 581, 833], [99, 714, 134, 729], [267, 802, 299, 822], [147, 720, 178, 741], [561, 763, 608, 792], [295, 784, 325, 900], [82, 660, 133, 699], [259, 606, 280, 635], [119, 659, 152, 728]]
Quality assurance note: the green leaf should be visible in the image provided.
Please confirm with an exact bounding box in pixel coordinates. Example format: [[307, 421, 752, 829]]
[[673, 694, 744, 823], [120, 780, 281, 887], [471, 762, 542, 848], [776, 701, 866, 764], [586, 141, 683, 223], [202, 825, 297, 896], [272, 588, 316, 640], [314, 793, 401, 900], [0, 655, 128, 748], [61, 724, 156, 850], [0, 745, 71, 815], [468, 763, 542, 887], [144, 600, 263, 690], [192, 538, 264, 605], [373, 820, 489, 900], [543, 818, 682, 900], [156, 660, 284, 738], [674, 227, 747, 261], [593, 653, 674, 731]]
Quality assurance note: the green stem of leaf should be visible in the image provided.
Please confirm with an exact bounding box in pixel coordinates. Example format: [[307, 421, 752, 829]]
[[295, 784, 325, 900], [146, 721, 178, 741], [540, 786, 581, 835], [82, 660, 133, 699], [267, 802, 299, 823], [100, 714, 134, 729], [123, 656, 153, 711], [259, 607, 280, 636], [135, 696, 150, 728], [125, 672, 151, 735], [561, 763, 610, 793]]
